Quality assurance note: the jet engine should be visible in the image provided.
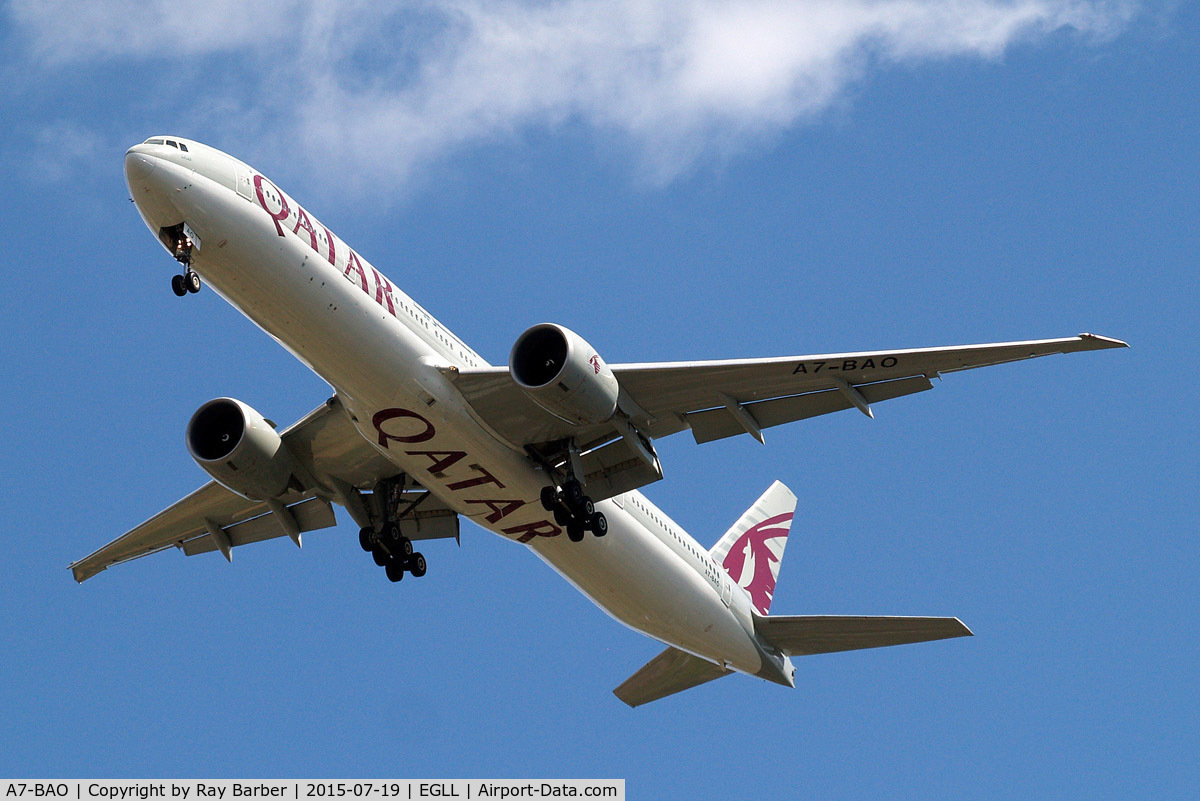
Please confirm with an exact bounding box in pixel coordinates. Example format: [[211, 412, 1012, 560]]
[[186, 397, 302, 500], [509, 323, 620, 426]]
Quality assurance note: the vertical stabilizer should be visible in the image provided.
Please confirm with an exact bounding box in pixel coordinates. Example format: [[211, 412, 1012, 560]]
[[710, 481, 797, 614]]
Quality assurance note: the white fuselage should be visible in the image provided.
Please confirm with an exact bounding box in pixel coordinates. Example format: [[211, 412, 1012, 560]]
[[124, 138, 776, 680]]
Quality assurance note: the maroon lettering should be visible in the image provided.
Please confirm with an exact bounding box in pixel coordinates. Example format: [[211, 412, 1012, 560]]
[[371, 266, 398, 316], [372, 408, 435, 447], [405, 449, 468, 476], [465, 499, 526, 524], [345, 250, 369, 293], [253, 175, 289, 236], [504, 520, 562, 543], [322, 225, 336, 266], [293, 206, 319, 251], [447, 464, 506, 491]]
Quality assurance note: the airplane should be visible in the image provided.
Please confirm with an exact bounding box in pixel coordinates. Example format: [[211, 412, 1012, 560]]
[[71, 135, 1128, 706]]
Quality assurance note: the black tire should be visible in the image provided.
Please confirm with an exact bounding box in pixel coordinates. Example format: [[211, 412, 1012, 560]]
[[567, 522, 585, 543], [399, 537, 414, 558], [553, 507, 571, 526], [372, 548, 389, 567], [358, 527, 374, 552], [580, 497, 595, 517], [409, 553, 427, 578], [589, 512, 608, 537], [382, 521, 402, 546], [564, 479, 585, 509], [385, 559, 405, 582], [171, 275, 187, 296], [186, 271, 202, 293], [540, 485, 558, 511]]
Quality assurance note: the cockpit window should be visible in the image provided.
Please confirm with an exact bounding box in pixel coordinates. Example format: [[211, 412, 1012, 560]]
[[166, 140, 178, 148], [145, 138, 165, 145], [178, 143, 189, 152]]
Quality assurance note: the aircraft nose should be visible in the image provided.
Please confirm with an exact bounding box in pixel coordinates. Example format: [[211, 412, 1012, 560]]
[[124, 145, 157, 183]]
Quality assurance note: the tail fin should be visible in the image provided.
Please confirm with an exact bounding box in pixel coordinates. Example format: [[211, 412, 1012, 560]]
[[710, 480, 797, 615]]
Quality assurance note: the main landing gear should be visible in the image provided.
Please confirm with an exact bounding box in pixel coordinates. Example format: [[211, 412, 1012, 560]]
[[358, 475, 428, 583], [541, 478, 607, 543], [359, 522, 428, 582]]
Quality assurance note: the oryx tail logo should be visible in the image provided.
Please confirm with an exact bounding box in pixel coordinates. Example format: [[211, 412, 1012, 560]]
[[589, 354, 602, 374], [721, 512, 793, 615]]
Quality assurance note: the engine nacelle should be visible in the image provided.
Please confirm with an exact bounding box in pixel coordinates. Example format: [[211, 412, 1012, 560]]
[[509, 323, 620, 426], [186, 397, 301, 500]]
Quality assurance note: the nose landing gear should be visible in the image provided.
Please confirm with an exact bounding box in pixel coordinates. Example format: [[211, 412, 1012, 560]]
[[161, 223, 201, 296], [170, 269, 201, 296]]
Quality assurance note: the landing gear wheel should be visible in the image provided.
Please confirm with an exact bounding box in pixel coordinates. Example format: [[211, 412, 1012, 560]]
[[589, 512, 608, 537], [185, 270, 201, 293], [385, 559, 405, 582], [540, 485, 559, 512], [171, 274, 187, 296], [553, 507, 571, 526], [398, 537, 414, 558], [358, 527, 374, 552], [382, 521, 402, 547], [564, 479, 585, 510], [408, 553, 427, 578], [567, 522, 585, 543], [579, 497, 595, 517], [372, 547, 389, 567]]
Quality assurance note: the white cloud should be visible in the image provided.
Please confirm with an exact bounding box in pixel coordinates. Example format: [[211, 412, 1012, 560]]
[[9, 0, 1140, 190]]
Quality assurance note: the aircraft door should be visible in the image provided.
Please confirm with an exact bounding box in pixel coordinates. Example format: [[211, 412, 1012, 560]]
[[235, 166, 255, 201], [721, 574, 732, 607]]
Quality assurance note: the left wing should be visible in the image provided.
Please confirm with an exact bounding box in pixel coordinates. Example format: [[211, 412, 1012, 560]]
[[449, 332, 1128, 449], [70, 397, 456, 582]]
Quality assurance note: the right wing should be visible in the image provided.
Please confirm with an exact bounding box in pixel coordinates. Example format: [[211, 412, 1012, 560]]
[[450, 333, 1127, 448], [69, 397, 456, 583], [444, 333, 1126, 500], [755, 615, 973, 657]]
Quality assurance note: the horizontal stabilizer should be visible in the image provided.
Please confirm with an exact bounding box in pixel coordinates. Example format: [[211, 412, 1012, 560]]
[[614, 646, 732, 707], [756, 615, 972, 656]]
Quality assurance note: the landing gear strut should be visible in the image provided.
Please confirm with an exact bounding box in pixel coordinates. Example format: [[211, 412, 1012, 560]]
[[541, 477, 607, 543], [360, 475, 428, 584], [164, 224, 201, 296]]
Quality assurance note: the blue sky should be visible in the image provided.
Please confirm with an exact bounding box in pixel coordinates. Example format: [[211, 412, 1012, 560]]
[[1, 1, 1196, 797]]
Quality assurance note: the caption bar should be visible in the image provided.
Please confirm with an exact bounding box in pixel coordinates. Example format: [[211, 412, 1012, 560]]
[[2, 783, 623, 801]]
